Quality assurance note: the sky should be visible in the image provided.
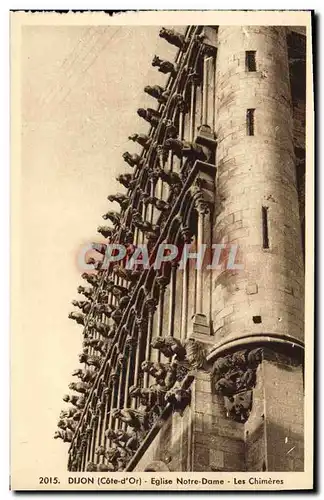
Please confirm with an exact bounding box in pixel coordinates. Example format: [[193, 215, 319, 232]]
[[13, 23, 181, 478]]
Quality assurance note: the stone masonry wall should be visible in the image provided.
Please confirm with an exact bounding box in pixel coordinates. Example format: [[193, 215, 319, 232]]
[[212, 26, 304, 347]]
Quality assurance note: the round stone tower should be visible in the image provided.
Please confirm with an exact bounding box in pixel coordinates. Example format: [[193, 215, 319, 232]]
[[211, 26, 304, 354]]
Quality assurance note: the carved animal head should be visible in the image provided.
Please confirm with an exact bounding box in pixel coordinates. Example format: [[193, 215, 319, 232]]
[[152, 55, 161, 66], [105, 428, 116, 440], [137, 108, 146, 119], [57, 419, 67, 429], [62, 394, 70, 403], [141, 360, 152, 372], [151, 337, 165, 349]]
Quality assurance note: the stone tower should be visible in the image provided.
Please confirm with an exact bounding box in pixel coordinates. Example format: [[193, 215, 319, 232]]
[[56, 25, 305, 473]]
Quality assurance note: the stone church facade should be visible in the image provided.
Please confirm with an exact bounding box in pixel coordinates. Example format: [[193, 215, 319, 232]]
[[55, 25, 306, 473]]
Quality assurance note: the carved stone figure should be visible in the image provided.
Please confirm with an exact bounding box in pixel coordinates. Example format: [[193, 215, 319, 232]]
[[57, 417, 77, 432], [81, 272, 99, 286], [92, 303, 115, 318], [78, 352, 101, 369], [68, 381, 91, 394], [59, 407, 79, 420], [137, 108, 161, 127], [129, 384, 162, 409], [111, 308, 123, 324], [116, 173, 136, 189], [159, 169, 182, 189], [106, 280, 129, 298], [105, 428, 139, 451], [107, 193, 129, 210], [87, 319, 110, 337], [77, 286, 94, 300], [83, 338, 109, 356], [63, 393, 86, 409], [85, 256, 103, 271], [165, 138, 206, 160], [212, 348, 263, 422], [97, 225, 114, 238], [152, 55, 176, 75], [141, 194, 170, 213], [123, 152, 144, 168], [159, 27, 186, 48], [111, 408, 150, 431], [72, 300, 91, 315], [151, 336, 186, 360], [144, 85, 167, 103], [68, 311, 85, 325], [184, 338, 206, 370], [54, 428, 73, 443], [102, 210, 121, 226], [132, 210, 159, 235], [165, 386, 191, 413], [128, 133, 152, 150], [141, 360, 177, 390], [72, 368, 96, 384], [113, 265, 141, 283], [119, 296, 130, 310]]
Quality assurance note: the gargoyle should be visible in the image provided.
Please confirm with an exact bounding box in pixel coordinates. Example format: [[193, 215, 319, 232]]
[[63, 393, 86, 409], [81, 272, 99, 286], [92, 303, 115, 318], [72, 300, 91, 315], [111, 308, 123, 324], [72, 368, 96, 384], [77, 286, 94, 300], [105, 428, 139, 452], [159, 27, 186, 48], [159, 169, 183, 189], [132, 210, 160, 235], [141, 194, 170, 213], [118, 295, 130, 310], [129, 385, 159, 409], [57, 418, 77, 432], [128, 133, 152, 150], [78, 353, 101, 369], [122, 152, 144, 168], [107, 193, 129, 210], [87, 319, 110, 337], [68, 311, 85, 325], [59, 407, 79, 419], [144, 85, 167, 104], [113, 265, 141, 283], [151, 336, 186, 361], [102, 211, 121, 226], [97, 225, 114, 238], [141, 360, 177, 390], [152, 55, 176, 75], [137, 108, 160, 128], [116, 173, 136, 189], [111, 408, 150, 431], [165, 386, 191, 413], [165, 138, 206, 160], [54, 428, 73, 442], [91, 242, 107, 255], [68, 381, 91, 394], [184, 338, 206, 370], [83, 338, 109, 356], [106, 280, 129, 298]]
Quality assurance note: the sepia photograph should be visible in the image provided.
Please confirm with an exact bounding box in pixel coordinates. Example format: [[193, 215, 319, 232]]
[[10, 10, 314, 490]]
